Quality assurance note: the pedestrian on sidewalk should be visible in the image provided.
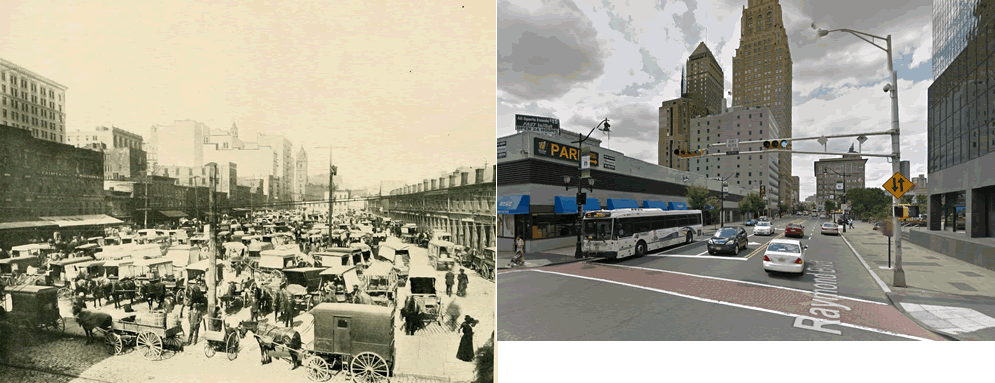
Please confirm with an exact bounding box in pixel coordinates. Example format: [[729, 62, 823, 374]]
[[457, 268, 469, 297], [445, 269, 455, 297], [456, 315, 478, 362], [849, 219, 855, 229]]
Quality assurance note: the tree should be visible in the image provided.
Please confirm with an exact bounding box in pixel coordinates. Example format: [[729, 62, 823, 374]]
[[778, 203, 789, 216], [685, 183, 712, 212], [738, 193, 764, 219], [704, 196, 721, 226], [843, 188, 892, 220], [824, 199, 837, 214]]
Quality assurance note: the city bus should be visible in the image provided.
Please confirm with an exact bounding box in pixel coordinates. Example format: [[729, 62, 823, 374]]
[[582, 208, 704, 260]]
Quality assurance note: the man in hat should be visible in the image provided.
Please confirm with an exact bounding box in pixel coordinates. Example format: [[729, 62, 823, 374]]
[[445, 269, 455, 297], [186, 283, 207, 345]]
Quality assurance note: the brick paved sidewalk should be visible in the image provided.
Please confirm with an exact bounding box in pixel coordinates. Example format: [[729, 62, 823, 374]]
[[842, 222, 995, 340]]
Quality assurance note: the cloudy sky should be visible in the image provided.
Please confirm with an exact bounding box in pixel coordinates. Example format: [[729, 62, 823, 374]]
[[1, 0, 494, 192], [497, 0, 934, 202]]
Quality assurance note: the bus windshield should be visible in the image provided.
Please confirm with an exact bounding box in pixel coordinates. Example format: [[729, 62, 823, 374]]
[[584, 219, 613, 241]]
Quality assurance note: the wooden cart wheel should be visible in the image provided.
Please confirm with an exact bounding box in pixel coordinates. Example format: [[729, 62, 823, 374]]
[[225, 331, 239, 361], [137, 331, 163, 360], [204, 341, 216, 358], [350, 352, 390, 382], [305, 355, 332, 382], [105, 332, 123, 355]]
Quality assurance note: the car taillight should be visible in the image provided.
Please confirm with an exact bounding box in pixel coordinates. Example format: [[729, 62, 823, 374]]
[[794, 258, 803, 264], [763, 255, 770, 261]]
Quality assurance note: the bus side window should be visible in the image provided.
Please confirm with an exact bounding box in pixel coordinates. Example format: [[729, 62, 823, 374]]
[[617, 221, 633, 238]]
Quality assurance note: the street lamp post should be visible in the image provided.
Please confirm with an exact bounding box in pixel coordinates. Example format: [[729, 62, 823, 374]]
[[816, 24, 904, 286], [712, 172, 739, 227], [570, 118, 611, 259], [825, 167, 847, 233]]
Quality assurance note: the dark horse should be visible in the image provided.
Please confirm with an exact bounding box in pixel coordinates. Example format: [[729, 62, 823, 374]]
[[236, 320, 301, 368], [71, 303, 112, 344]]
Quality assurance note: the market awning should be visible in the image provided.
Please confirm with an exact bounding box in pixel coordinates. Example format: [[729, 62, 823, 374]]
[[160, 211, 188, 218], [607, 198, 640, 210], [642, 200, 667, 210], [554, 196, 601, 214], [0, 220, 58, 230], [38, 215, 124, 227], [496, 195, 530, 214], [668, 202, 688, 210]]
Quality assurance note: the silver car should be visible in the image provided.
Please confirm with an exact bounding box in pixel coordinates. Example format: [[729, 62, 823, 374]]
[[820, 222, 839, 236]]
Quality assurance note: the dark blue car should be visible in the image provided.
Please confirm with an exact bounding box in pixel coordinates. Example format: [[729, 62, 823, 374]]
[[745, 220, 757, 226]]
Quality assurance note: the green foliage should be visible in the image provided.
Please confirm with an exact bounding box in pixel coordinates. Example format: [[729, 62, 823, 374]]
[[843, 188, 892, 220], [778, 203, 789, 214], [738, 193, 764, 218], [824, 199, 836, 213], [685, 183, 713, 212]]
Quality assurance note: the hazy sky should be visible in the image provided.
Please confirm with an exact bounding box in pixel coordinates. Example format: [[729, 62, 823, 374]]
[[1, 0, 495, 192], [497, 0, 933, 201]]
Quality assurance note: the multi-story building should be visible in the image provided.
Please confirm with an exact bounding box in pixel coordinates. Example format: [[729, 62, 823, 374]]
[[791, 175, 800, 211], [68, 126, 147, 180], [731, 0, 794, 211], [813, 154, 867, 210], [372, 164, 496, 252], [911, 174, 928, 197], [148, 120, 209, 170], [0, 124, 104, 220], [688, 105, 780, 213], [155, 162, 237, 199], [658, 43, 720, 171], [932, 0, 992, 77], [805, 194, 817, 204], [0, 58, 68, 143], [256, 133, 295, 202], [295, 146, 308, 202]]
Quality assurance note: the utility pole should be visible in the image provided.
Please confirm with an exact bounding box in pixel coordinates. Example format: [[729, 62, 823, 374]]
[[206, 165, 217, 311], [327, 146, 337, 249], [144, 176, 150, 229]]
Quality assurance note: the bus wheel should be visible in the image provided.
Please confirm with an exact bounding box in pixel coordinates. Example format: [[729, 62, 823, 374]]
[[635, 241, 647, 257], [685, 232, 693, 244]]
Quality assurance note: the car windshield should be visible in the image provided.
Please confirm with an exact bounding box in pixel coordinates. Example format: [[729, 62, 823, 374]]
[[714, 229, 738, 237], [757, 222, 770, 227], [767, 243, 801, 253]]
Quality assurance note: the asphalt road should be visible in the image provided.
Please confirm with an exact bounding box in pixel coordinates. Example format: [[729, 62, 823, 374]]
[[497, 216, 945, 341]]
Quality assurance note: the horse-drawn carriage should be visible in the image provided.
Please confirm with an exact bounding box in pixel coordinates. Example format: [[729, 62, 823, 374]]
[[475, 247, 496, 280], [360, 262, 398, 306], [185, 259, 225, 286], [283, 267, 325, 311], [407, 276, 444, 326], [399, 223, 418, 244], [376, 243, 410, 288], [102, 311, 185, 360], [427, 240, 457, 271], [254, 249, 300, 286], [312, 247, 362, 269], [0, 255, 45, 287], [318, 265, 362, 304], [3, 285, 66, 344], [202, 315, 240, 360], [302, 303, 395, 382], [47, 256, 95, 294]]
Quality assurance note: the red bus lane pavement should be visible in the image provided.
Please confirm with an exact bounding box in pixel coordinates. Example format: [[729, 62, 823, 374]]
[[531, 262, 947, 341]]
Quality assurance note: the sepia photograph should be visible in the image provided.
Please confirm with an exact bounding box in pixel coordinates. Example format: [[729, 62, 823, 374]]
[[0, 1, 495, 383], [497, 0, 992, 379]]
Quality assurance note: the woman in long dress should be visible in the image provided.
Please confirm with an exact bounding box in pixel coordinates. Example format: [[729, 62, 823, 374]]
[[456, 315, 477, 362]]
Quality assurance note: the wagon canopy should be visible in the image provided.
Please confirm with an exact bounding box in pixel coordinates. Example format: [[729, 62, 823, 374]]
[[408, 277, 436, 295]]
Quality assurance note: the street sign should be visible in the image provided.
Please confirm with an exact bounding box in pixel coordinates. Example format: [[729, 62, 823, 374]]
[[836, 181, 844, 190], [726, 139, 739, 149], [882, 171, 914, 199], [726, 150, 740, 155], [722, 186, 729, 193], [881, 219, 893, 237]]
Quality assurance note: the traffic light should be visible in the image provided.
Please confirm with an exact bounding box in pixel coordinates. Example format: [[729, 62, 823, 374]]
[[673, 149, 707, 158], [762, 140, 790, 150], [760, 185, 766, 198]]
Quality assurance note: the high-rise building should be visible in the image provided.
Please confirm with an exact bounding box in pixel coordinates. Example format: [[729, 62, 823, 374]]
[[255, 133, 294, 202], [814, 154, 867, 210], [927, 0, 995, 238], [68, 126, 147, 180], [295, 146, 308, 201], [731, 0, 794, 211], [148, 120, 208, 170], [0, 58, 68, 143], [658, 42, 721, 170], [791, 175, 800, 210], [911, 174, 928, 197], [688, 105, 780, 213]]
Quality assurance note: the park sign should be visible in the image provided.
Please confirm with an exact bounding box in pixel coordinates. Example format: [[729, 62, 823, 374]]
[[515, 114, 560, 135]]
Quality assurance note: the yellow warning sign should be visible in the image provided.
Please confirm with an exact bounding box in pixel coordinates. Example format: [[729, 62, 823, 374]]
[[882, 172, 914, 199]]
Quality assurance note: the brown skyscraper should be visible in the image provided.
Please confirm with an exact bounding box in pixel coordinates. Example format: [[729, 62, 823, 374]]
[[659, 42, 723, 170], [731, 0, 794, 211]]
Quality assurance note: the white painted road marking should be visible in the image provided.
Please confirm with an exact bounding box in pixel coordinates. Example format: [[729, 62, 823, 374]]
[[645, 254, 748, 261], [527, 269, 932, 341], [614, 264, 888, 306], [841, 232, 892, 294]]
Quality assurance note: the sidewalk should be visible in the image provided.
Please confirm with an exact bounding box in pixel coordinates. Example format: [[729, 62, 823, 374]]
[[842, 222, 995, 340]]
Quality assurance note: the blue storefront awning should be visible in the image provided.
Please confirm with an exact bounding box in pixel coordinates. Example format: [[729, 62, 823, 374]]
[[497, 195, 530, 214], [554, 196, 602, 214], [607, 198, 640, 210], [668, 202, 688, 210], [642, 200, 667, 210]]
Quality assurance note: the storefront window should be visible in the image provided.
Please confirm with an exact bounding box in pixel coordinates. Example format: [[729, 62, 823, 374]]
[[531, 214, 579, 240]]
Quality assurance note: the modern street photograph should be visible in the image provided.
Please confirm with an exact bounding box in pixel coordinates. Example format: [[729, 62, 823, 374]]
[[0, 1, 496, 383], [496, 0, 995, 350]]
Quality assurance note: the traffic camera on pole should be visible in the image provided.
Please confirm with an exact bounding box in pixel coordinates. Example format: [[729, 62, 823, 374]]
[[762, 140, 790, 150]]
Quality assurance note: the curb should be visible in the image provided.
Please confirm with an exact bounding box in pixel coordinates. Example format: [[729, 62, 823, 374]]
[[496, 256, 595, 271], [884, 292, 962, 341]]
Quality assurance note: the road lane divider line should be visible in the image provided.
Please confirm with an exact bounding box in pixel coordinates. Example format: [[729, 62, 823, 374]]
[[745, 231, 785, 259], [841, 232, 892, 294], [645, 254, 747, 261], [695, 250, 709, 256], [612, 264, 889, 305], [528, 269, 931, 341]]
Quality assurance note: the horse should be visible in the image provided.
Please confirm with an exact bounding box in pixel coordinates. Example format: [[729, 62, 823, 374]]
[[236, 320, 302, 368], [119, 278, 137, 305], [106, 280, 120, 309], [71, 303, 112, 345]]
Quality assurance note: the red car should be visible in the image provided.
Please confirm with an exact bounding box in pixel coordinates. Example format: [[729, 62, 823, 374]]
[[785, 223, 804, 238]]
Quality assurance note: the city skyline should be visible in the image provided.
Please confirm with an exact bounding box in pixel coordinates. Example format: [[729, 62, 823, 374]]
[[1, 0, 494, 193], [497, 0, 933, 201]]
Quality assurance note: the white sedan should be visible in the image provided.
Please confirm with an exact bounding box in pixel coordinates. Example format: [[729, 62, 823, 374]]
[[762, 239, 807, 274], [753, 221, 774, 236], [820, 222, 840, 236]]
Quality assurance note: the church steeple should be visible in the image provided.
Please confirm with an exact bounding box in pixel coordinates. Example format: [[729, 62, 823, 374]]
[[230, 122, 238, 138]]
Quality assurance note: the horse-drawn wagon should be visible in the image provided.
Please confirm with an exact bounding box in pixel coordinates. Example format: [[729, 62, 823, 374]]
[[476, 247, 496, 280], [313, 247, 362, 268], [202, 315, 239, 360], [102, 311, 185, 360], [318, 265, 362, 304], [360, 262, 398, 306], [4, 285, 66, 341], [283, 267, 325, 311], [0, 255, 44, 286], [302, 303, 395, 382], [407, 276, 444, 326], [427, 240, 457, 271]]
